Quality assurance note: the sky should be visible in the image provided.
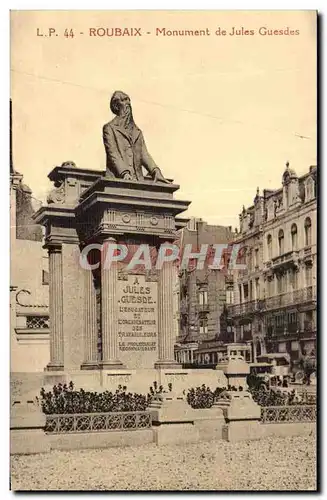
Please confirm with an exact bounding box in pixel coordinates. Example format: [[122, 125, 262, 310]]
[[10, 10, 317, 228]]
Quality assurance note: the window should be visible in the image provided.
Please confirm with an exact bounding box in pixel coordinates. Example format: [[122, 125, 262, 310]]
[[275, 313, 285, 328], [304, 311, 313, 331], [305, 264, 312, 286], [290, 269, 298, 290], [199, 316, 208, 335], [226, 284, 234, 305], [266, 315, 274, 336], [291, 224, 298, 250], [267, 234, 272, 260], [278, 342, 287, 353], [254, 248, 259, 267], [287, 311, 297, 324], [278, 229, 284, 255], [198, 289, 208, 306], [255, 278, 260, 299], [267, 277, 274, 297], [248, 249, 252, 272], [243, 283, 249, 300], [243, 323, 252, 334], [277, 275, 283, 294], [304, 217, 312, 246], [291, 341, 299, 351]]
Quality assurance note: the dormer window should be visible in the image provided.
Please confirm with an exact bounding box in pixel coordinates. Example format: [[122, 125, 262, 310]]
[[305, 177, 315, 202]]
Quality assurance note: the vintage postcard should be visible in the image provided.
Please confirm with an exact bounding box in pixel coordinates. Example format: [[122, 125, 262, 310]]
[[10, 10, 317, 491]]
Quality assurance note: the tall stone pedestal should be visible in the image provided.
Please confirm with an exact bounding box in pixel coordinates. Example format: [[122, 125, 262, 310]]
[[34, 165, 190, 374]]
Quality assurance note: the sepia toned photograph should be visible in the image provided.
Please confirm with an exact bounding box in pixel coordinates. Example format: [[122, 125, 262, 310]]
[[10, 9, 317, 491]]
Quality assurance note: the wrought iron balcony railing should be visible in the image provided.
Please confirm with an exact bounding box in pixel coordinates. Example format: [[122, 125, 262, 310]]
[[228, 286, 316, 317], [267, 324, 316, 340], [265, 287, 316, 310]]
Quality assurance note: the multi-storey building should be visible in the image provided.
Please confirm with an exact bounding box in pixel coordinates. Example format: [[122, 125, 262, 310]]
[[174, 218, 235, 364], [227, 162, 317, 368], [10, 100, 50, 373]]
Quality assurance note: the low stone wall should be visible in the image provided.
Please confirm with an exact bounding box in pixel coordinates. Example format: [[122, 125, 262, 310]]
[[11, 410, 317, 455], [48, 429, 154, 451], [261, 422, 316, 439]]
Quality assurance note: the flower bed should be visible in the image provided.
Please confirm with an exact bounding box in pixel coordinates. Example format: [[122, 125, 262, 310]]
[[38, 381, 171, 415]]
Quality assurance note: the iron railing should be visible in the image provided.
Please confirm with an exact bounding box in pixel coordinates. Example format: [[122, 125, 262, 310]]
[[261, 405, 316, 423], [45, 411, 152, 433], [265, 287, 316, 310], [228, 286, 316, 317]]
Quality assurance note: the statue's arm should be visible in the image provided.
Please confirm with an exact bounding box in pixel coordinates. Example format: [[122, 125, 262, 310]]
[[140, 134, 158, 174], [103, 124, 130, 178], [141, 134, 170, 183]]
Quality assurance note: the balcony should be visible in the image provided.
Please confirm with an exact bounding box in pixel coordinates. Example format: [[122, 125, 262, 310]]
[[303, 246, 313, 264], [303, 246, 312, 257], [227, 300, 264, 316], [267, 325, 316, 342], [265, 286, 316, 311], [271, 250, 299, 270], [228, 286, 316, 317]]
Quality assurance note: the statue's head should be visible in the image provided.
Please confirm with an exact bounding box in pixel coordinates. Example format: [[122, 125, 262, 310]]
[[110, 91, 131, 116]]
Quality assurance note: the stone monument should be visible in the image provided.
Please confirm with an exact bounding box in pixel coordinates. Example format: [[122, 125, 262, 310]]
[[33, 92, 225, 393]]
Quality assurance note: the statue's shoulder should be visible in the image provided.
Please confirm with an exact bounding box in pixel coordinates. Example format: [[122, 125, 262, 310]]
[[103, 117, 118, 132]]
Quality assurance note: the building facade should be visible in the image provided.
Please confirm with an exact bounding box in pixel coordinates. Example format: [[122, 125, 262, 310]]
[[227, 163, 317, 369], [10, 111, 50, 372], [174, 218, 235, 364]]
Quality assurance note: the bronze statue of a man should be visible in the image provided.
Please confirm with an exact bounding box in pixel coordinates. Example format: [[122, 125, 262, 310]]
[[103, 91, 169, 182]]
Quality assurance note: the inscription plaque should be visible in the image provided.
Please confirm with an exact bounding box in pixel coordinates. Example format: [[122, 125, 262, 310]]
[[117, 274, 158, 368]]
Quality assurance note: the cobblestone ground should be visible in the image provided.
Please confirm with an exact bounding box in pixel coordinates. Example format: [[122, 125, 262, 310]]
[[11, 431, 316, 491]]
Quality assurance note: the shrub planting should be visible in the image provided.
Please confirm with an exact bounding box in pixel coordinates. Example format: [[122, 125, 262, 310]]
[[39, 380, 175, 415], [187, 384, 227, 409], [39, 382, 148, 414]]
